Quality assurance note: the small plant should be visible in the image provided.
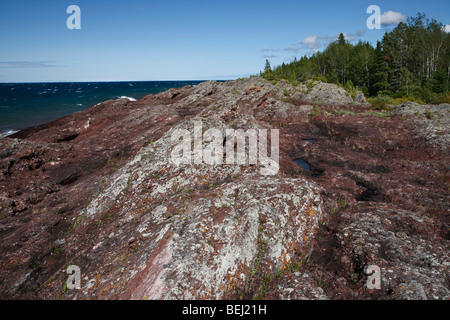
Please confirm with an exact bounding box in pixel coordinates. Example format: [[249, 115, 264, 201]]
[[287, 78, 298, 86], [305, 80, 316, 93], [102, 213, 110, 222], [285, 261, 302, 272], [123, 176, 132, 194], [338, 110, 356, 116], [314, 276, 326, 288], [253, 273, 272, 300], [361, 111, 392, 117], [332, 198, 348, 213], [73, 215, 84, 228], [310, 106, 322, 117], [54, 244, 62, 255], [425, 109, 434, 119], [96, 213, 111, 225]]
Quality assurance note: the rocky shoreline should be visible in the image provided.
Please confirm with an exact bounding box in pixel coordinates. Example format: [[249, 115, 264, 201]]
[[0, 77, 448, 299]]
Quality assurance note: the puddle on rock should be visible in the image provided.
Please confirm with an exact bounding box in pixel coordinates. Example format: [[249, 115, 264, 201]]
[[294, 159, 311, 171], [294, 158, 324, 178]]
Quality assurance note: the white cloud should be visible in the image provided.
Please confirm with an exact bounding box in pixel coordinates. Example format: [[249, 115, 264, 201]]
[[356, 28, 366, 37], [0, 61, 59, 68], [284, 46, 300, 52], [377, 10, 407, 26], [444, 24, 450, 33], [262, 54, 277, 59], [301, 35, 319, 46], [261, 48, 280, 52], [265, 27, 367, 59], [342, 29, 365, 41], [285, 56, 297, 62], [301, 35, 321, 53], [300, 34, 341, 54], [343, 33, 355, 41]]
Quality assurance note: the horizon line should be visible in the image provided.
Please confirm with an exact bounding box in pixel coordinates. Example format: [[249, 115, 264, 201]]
[[0, 79, 229, 84]]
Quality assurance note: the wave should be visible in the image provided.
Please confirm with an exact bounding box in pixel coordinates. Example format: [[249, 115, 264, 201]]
[[118, 96, 137, 101], [1, 129, 19, 137]]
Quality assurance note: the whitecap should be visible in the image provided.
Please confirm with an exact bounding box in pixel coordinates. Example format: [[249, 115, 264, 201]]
[[118, 96, 137, 101], [1, 130, 19, 137]]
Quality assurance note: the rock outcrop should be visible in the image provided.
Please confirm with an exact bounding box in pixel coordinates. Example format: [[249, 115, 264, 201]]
[[394, 102, 449, 151], [0, 77, 448, 300]]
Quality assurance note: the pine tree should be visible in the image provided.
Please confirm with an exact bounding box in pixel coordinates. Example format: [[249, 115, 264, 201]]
[[371, 40, 390, 95], [264, 59, 271, 73], [261, 13, 448, 102], [338, 33, 346, 45]]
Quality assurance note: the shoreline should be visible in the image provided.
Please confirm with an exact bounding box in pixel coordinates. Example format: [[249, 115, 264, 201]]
[[0, 77, 448, 300], [0, 80, 207, 139]]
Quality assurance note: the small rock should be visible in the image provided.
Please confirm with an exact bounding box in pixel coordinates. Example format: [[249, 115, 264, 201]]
[[355, 93, 366, 103]]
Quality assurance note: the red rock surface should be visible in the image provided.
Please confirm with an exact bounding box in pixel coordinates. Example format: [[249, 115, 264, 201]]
[[0, 77, 448, 299]]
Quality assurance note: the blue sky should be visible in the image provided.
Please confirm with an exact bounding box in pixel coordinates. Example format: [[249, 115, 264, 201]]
[[0, 0, 449, 82]]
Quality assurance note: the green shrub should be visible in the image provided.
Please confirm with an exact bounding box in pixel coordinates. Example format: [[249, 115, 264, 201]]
[[338, 110, 356, 116], [367, 94, 394, 110], [425, 109, 434, 119]]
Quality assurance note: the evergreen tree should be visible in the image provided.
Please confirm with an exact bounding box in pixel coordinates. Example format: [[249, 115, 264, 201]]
[[264, 59, 271, 72], [338, 33, 346, 44], [372, 40, 390, 95], [260, 13, 449, 103]]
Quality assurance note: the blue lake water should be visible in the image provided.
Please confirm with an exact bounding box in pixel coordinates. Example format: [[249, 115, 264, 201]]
[[0, 81, 204, 136]]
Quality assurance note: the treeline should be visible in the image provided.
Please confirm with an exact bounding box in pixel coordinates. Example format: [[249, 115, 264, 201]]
[[261, 13, 450, 104]]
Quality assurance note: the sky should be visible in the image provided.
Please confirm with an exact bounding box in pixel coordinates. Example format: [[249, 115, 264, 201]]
[[0, 0, 449, 82]]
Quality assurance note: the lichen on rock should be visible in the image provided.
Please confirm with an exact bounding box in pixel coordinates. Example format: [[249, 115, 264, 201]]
[[0, 77, 448, 300]]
